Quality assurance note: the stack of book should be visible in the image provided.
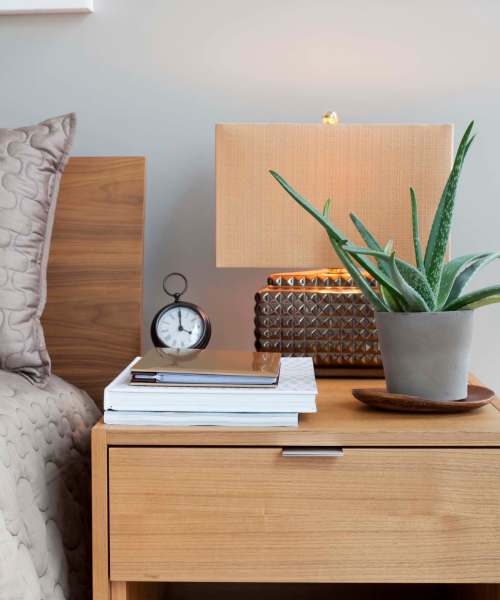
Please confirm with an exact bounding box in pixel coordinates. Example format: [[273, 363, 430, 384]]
[[103, 348, 317, 427]]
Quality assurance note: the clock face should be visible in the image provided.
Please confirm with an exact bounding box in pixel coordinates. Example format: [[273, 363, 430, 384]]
[[155, 305, 205, 349]]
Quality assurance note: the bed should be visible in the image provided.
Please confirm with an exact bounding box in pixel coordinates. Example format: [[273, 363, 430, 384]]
[[0, 155, 145, 600]]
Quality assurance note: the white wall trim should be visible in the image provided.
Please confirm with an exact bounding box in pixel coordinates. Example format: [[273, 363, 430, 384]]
[[0, 0, 93, 14]]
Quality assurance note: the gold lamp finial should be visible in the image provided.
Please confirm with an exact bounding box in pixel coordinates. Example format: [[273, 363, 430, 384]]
[[322, 111, 339, 125]]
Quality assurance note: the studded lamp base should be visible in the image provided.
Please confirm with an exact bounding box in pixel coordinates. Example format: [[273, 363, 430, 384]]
[[254, 269, 384, 377]]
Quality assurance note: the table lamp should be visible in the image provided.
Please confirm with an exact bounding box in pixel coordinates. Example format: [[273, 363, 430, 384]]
[[216, 118, 453, 376]]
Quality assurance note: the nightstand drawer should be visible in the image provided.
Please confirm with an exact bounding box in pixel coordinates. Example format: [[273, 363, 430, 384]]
[[108, 447, 500, 583]]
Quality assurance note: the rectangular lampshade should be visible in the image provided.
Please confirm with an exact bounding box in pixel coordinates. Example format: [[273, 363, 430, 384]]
[[216, 123, 453, 268]]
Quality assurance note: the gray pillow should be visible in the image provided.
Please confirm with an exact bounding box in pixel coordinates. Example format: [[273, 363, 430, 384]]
[[0, 113, 76, 384]]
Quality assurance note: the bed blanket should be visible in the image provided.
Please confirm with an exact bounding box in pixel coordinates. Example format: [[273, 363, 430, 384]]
[[0, 370, 100, 600]]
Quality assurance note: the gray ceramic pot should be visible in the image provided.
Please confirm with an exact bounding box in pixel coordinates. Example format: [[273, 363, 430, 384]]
[[375, 311, 474, 401]]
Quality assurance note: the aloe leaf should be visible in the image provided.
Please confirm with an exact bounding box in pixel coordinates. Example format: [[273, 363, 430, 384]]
[[424, 123, 474, 270], [465, 135, 476, 155], [322, 198, 334, 221], [322, 199, 389, 311], [337, 244, 390, 311], [335, 203, 401, 308], [345, 245, 436, 309], [331, 236, 389, 311], [396, 260, 436, 310], [380, 240, 405, 310], [424, 121, 475, 292], [437, 253, 489, 308], [410, 187, 424, 272], [350, 212, 381, 249], [444, 252, 500, 308], [388, 253, 430, 312], [464, 294, 500, 309], [345, 249, 406, 303], [380, 284, 404, 311], [379, 275, 405, 311], [445, 285, 500, 311], [350, 212, 390, 275], [328, 234, 389, 312], [270, 170, 347, 244]]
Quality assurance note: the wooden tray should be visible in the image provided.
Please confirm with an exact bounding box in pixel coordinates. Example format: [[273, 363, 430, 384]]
[[352, 384, 496, 413]]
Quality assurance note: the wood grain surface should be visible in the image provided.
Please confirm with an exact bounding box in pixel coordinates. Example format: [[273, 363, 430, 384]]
[[43, 157, 145, 405], [95, 375, 500, 447], [92, 424, 110, 600], [111, 582, 127, 600], [108, 447, 500, 583]]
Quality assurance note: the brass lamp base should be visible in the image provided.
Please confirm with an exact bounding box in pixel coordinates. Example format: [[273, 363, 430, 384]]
[[254, 268, 384, 377]]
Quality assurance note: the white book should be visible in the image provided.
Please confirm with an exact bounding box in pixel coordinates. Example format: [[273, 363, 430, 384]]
[[104, 357, 317, 413], [104, 410, 298, 427]]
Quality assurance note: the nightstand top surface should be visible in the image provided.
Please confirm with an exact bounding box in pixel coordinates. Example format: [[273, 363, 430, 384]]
[[95, 375, 500, 447]]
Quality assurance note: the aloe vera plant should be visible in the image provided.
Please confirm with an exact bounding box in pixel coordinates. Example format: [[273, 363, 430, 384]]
[[270, 122, 500, 312]]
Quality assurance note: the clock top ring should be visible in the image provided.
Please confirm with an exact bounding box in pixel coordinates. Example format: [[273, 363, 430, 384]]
[[162, 272, 188, 301]]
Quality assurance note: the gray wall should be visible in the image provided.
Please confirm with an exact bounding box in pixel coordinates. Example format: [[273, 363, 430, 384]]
[[1, 0, 500, 389]]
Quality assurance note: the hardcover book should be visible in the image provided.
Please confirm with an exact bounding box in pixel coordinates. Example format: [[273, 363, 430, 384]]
[[104, 356, 317, 413], [103, 411, 298, 427], [131, 348, 281, 386]]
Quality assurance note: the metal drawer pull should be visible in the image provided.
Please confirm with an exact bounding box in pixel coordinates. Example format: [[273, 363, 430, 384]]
[[281, 447, 344, 458]]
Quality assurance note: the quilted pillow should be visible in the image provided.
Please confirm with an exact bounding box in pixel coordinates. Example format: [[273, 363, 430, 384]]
[[0, 113, 76, 384]]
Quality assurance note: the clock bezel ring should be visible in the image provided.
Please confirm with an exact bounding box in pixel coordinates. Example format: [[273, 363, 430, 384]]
[[151, 300, 211, 349]]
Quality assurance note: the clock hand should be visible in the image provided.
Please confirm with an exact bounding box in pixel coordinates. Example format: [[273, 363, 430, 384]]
[[177, 309, 184, 331]]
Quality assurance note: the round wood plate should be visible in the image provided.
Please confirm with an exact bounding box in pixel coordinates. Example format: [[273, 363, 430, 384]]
[[352, 384, 496, 413]]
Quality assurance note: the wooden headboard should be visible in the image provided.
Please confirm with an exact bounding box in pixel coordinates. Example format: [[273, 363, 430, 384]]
[[42, 157, 145, 407]]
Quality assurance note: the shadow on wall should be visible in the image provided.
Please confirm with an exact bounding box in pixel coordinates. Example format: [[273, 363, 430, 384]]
[[145, 165, 270, 352]]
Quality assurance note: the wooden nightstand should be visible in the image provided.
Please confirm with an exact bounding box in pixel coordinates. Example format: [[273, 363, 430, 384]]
[[92, 378, 500, 600]]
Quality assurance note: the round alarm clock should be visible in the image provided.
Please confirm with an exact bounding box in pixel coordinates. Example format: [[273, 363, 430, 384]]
[[151, 273, 211, 349]]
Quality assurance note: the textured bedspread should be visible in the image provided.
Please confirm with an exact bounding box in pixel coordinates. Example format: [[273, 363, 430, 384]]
[[0, 370, 100, 600]]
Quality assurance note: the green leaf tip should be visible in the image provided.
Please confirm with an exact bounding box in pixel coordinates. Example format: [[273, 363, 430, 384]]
[[410, 187, 424, 273], [424, 121, 476, 293]]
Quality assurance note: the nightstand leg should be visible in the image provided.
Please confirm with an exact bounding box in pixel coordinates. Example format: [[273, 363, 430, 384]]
[[92, 426, 110, 600], [110, 582, 127, 600]]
